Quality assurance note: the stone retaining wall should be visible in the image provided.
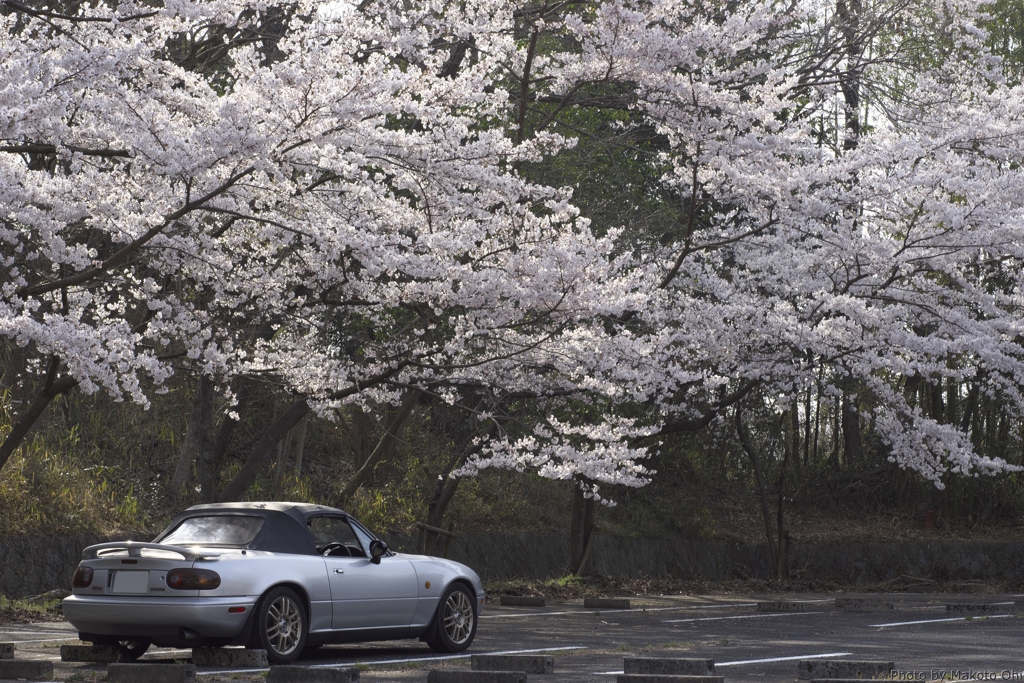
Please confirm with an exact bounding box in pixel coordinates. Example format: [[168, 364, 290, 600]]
[[387, 533, 1024, 584], [0, 534, 147, 599], [4, 532, 1024, 597]]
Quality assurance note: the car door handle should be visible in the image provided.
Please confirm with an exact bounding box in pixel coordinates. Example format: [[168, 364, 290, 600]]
[[334, 568, 344, 574]]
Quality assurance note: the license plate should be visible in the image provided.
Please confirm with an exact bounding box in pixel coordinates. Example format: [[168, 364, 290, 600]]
[[111, 571, 149, 594]]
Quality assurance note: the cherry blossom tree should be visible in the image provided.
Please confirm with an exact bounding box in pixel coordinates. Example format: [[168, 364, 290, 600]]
[[461, 0, 1024, 493], [0, 0, 651, 495], [5, 0, 1024, 514]]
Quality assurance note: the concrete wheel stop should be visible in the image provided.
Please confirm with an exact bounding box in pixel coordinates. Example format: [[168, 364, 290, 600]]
[[834, 597, 895, 613], [585, 598, 631, 609], [108, 662, 197, 683], [267, 665, 361, 683], [472, 654, 554, 674], [945, 603, 1003, 614], [428, 670, 528, 683], [192, 647, 269, 667], [624, 657, 716, 676], [60, 644, 129, 663], [0, 659, 54, 681], [617, 676, 724, 683], [797, 660, 895, 680], [757, 601, 807, 612], [499, 596, 546, 607]]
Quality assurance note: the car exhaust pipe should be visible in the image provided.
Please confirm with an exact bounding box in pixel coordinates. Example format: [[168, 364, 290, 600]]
[[181, 628, 201, 640]]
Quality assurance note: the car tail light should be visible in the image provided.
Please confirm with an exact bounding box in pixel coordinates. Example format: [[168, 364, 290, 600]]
[[166, 568, 221, 590], [72, 566, 93, 588]]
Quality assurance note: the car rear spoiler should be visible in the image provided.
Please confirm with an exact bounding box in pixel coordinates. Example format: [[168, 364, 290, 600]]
[[82, 541, 220, 561]]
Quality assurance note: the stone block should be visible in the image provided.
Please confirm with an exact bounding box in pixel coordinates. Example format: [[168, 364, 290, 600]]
[[0, 643, 13, 660], [834, 598, 895, 613], [0, 659, 54, 681], [758, 601, 806, 612], [60, 644, 127, 663], [617, 675, 724, 683], [499, 596, 546, 607], [945, 603, 1002, 614], [585, 598, 631, 609], [798, 660, 895, 680], [624, 658, 716, 675], [108, 662, 197, 683], [191, 647, 269, 667], [428, 671, 527, 683], [267, 666, 360, 683], [473, 655, 554, 674]]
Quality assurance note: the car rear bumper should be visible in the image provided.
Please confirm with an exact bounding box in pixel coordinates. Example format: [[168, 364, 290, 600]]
[[63, 594, 257, 638]]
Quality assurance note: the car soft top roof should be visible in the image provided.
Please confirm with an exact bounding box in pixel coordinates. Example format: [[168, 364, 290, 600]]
[[153, 502, 354, 555]]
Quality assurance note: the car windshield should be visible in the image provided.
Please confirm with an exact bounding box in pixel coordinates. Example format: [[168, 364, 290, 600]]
[[160, 515, 264, 546]]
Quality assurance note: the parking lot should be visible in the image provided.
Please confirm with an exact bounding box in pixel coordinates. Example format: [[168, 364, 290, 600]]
[[2, 593, 1022, 682]]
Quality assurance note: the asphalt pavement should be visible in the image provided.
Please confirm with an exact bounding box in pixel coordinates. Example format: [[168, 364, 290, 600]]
[[2, 592, 1021, 682]]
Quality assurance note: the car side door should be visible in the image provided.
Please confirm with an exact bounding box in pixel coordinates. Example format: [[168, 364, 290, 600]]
[[308, 516, 418, 631]]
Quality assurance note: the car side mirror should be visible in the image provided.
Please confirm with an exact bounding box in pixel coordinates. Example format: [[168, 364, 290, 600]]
[[369, 539, 388, 565]]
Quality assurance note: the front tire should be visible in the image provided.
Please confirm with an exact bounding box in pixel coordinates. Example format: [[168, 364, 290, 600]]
[[427, 583, 477, 653], [249, 586, 307, 664]]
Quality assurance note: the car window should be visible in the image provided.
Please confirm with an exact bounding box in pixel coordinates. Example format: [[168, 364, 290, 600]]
[[307, 517, 366, 557], [161, 515, 264, 546], [349, 521, 376, 553]]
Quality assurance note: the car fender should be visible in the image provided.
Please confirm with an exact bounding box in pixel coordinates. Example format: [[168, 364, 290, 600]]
[[190, 551, 333, 633], [400, 554, 484, 628]]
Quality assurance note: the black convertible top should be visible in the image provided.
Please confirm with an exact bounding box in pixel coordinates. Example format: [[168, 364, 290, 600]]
[[153, 502, 357, 556]]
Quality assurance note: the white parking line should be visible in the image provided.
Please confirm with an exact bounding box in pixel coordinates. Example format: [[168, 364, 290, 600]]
[[664, 612, 822, 623], [5, 637, 80, 644], [717, 652, 855, 667], [0, 630, 76, 636], [870, 615, 1013, 628], [482, 602, 758, 619], [195, 645, 587, 676], [595, 651, 855, 674]]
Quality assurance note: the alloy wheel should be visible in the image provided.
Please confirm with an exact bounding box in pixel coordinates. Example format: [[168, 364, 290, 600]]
[[265, 594, 303, 656], [442, 588, 474, 645]]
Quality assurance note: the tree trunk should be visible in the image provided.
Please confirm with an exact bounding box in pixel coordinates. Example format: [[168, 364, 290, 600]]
[[788, 401, 801, 476], [171, 375, 214, 497], [0, 343, 28, 402], [218, 397, 310, 502], [271, 431, 291, 492], [0, 357, 78, 472], [337, 390, 418, 505], [735, 404, 778, 571], [271, 407, 294, 493], [198, 379, 251, 503], [841, 390, 863, 466], [803, 386, 812, 467], [831, 396, 841, 468], [837, 0, 863, 151], [775, 446, 789, 580], [569, 478, 596, 575], [293, 415, 308, 477], [349, 407, 377, 469], [420, 420, 499, 554]]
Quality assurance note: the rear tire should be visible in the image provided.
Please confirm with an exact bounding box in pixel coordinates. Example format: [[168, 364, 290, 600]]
[[117, 639, 150, 661], [427, 583, 477, 653], [249, 586, 307, 664], [91, 637, 150, 661]]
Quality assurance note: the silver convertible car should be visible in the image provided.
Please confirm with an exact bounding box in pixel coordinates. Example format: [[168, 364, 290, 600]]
[[62, 502, 484, 664]]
